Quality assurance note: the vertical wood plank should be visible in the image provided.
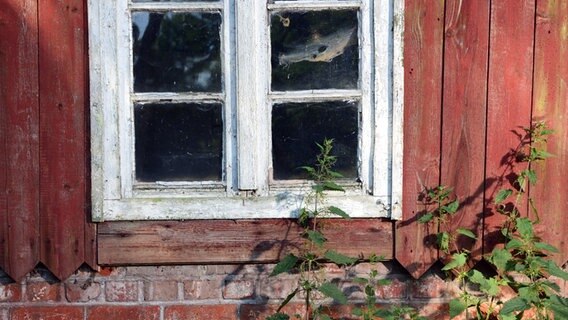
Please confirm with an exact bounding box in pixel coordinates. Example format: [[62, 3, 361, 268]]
[[532, 0, 568, 266], [441, 0, 490, 261], [0, 0, 40, 281], [38, 0, 90, 279], [484, 0, 535, 253], [396, 0, 444, 278]]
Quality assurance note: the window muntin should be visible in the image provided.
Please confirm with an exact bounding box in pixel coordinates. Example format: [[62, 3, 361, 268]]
[[89, 0, 403, 221]]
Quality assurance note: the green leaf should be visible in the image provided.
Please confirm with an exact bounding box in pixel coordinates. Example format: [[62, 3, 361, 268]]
[[437, 232, 451, 253], [300, 166, 316, 175], [518, 286, 539, 303], [270, 254, 299, 276], [318, 282, 348, 304], [418, 212, 434, 223], [324, 250, 357, 266], [449, 298, 467, 319], [373, 309, 393, 318], [499, 314, 517, 320], [456, 228, 477, 239], [468, 270, 486, 285], [267, 313, 290, 320], [495, 189, 513, 204], [442, 252, 467, 271], [505, 239, 523, 251], [534, 241, 559, 253], [540, 280, 561, 293], [322, 181, 345, 192], [319, 314, 333, 320], [444, 200, 460, 214], [306, 230, 327, 247], [364, 284, 375, 297], [489, 248, 513, 271], [549, 295, 568, 320], [526, 169, 537, 185], [544, 260, 568, 280], [329, 170, 344, 178], [328, 206, 350, 219], [535, 149, 553, 160], [351, 308, 363, 317], [500, 297, 529, 315], [480, 277, 500, 296], [516, 217, 534, 239], [353, 277, 368, 285]]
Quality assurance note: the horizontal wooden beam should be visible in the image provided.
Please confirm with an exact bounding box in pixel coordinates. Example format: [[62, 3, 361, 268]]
[[98, 219, 393, 265]]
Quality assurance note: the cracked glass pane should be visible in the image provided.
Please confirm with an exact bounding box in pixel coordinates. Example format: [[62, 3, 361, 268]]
[[270, 10, 359, 91], [272, 101, 358, 180], [132, 11, 222, 93], [135, 103, 223, 182]]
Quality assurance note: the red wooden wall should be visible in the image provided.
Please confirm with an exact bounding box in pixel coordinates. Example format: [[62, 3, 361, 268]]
[[0, 0, 95, 281], [398, 0, 568, 278], [1, 0, 567, 281]]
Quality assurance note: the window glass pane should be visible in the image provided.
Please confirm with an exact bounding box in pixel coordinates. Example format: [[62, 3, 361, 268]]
[[134, 103, 223, 182], [272, 101, 358, 180], [270, 10, 358, 91], [132, 12, 222, 93]]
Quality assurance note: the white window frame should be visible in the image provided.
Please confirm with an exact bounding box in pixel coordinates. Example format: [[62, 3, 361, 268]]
[[88, 0, 404, 221]]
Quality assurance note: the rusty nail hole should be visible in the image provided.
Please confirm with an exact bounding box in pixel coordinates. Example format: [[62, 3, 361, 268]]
[[57, 103, 64, 110]]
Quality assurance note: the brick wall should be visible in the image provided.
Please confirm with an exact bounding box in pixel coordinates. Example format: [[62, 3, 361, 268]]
[[0, 263, 461, 320], [2, 263, 566, 320]]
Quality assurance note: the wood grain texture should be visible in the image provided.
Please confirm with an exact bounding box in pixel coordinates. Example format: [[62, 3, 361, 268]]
[[440, 0, 490, 262], [38, 0, 91, 279], [484, 0, 535, 254], [0, 0, 40, 281], [397, 0, 444, 279], [532, 0, 568, 266], [98, 219, 393, 265]]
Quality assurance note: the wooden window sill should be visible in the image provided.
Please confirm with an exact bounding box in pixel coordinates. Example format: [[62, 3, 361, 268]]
[[97, 219, 393, 265]]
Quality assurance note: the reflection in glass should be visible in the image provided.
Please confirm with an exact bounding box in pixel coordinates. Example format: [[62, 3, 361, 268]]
[[135, 103, 223, 182], [132, 12, 222, 93], [271, 10, 359, 91], [272, 101, 358, 180]]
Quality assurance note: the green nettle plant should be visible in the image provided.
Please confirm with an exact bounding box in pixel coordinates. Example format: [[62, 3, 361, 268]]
[[268, 123, 568, 320], [269, 139, 423, 320], [351, 254, 426, 320], [268, 139, 358, 320], [419, 122, 568, 320]]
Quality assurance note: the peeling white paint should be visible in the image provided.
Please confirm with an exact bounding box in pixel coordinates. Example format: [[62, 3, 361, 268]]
[[88, 0, 404, 221]]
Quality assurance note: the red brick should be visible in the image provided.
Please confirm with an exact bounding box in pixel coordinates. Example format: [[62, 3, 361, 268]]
[[10, 307, 83, 320], [410, 303, 450, 320], [259, 277, 299, 300], [87, 306, 159, 320], [104, 281, 138, 302], [223, 279, 256, 299], [144, 280, 178, 301], [410, 275, 450, 299], [0, 284, 21, 302], [183, 279, 222, 300], [240, 303, 306, 320], [164, 305, 237, 320], [65, 280, 102, 302], [376, 278, 408, 299], [25, 282, 61, 302]]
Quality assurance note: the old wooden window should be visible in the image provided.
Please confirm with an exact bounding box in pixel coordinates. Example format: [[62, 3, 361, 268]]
[[88, 0, 403, 221]]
